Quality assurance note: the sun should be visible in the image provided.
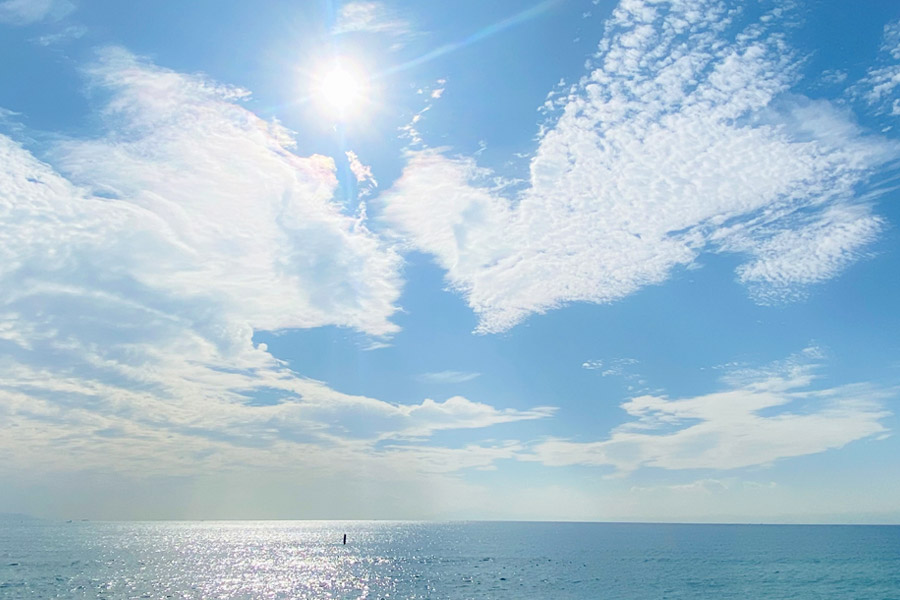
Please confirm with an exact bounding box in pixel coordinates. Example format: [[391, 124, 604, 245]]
[[312, 60, 369, 120]]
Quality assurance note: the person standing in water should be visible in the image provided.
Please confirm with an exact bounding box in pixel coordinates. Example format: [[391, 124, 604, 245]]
[[343, 533, 347, 545]]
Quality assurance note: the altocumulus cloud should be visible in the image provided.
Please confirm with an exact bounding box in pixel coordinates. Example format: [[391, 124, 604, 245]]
[[379, 0, 899, 333], [855, 18, 900, 118], [0, 48, 551, 487]]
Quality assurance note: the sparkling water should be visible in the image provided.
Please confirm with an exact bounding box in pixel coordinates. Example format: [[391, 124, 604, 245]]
[[1, 519, 898, 599]]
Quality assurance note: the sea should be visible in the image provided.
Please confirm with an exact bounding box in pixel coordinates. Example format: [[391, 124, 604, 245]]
[[1, 519, 898, 599]]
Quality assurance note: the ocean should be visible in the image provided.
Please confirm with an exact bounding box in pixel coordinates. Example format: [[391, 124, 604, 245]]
[[1, 519, 898, 599]]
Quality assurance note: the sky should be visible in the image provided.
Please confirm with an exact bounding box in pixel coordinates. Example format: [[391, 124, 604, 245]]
[[1, 0, 899, 523]]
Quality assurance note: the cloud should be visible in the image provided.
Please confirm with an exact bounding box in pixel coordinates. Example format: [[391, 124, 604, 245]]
[[527, 350, 892, 473], [0, 107, 21, 125], [819, 69, 848, 85], [882, 19, 900, 60], [345, 150, 378, 198], [32, 24, 85, 46], [855, 19, 900, 117], [416, 370, 481, 383], [266, 389, 553, 441], [394, 395, 553, 438], [733, 204, 883, 304], [582, 357, 639, 378], [0, 0, 72, 25], [400, 79, 447, 147], [332, 1, 414, 41], [54, 47, 401, 336], [0, 48, 552, 488], [379, 0, 899, 333]]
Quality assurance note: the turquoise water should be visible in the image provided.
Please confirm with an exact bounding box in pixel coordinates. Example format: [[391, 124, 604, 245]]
[[1, 519, 898, 599]]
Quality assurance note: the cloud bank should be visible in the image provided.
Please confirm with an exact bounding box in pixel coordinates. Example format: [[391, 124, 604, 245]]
[[379, 0, 899, 333], [0, 48, 549, 486]]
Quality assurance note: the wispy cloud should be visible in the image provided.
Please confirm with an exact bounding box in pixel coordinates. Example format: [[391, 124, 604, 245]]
[[0, 0, 72, 25], [884, 19, 900, 60], [733, 204, 884, 304], [32, 24, 85, 46], [345, 150, 378, 197], [399, 78, 446, 147], [417, 370, 481, 384], [854, 19, 900, 117], [582, 358, 639, 378], [379, 0, 899, 333], [61, 47, 401, 335], [390, 396, 553, 439], [332, 1, 414, 43], [0, 107, 22, 130], [0, 48, 552, 487], [528, 350, 893, 473]]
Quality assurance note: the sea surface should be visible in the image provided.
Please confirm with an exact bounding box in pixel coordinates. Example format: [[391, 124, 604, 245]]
[[1, 519, 898, 599]]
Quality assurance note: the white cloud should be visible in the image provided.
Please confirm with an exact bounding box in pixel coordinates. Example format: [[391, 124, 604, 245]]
[[882, 20, 900, 60], [399, 79, 446, 147], [32, 24, 85, 46], [0, 0, 72, 25], [0, 107, 21, 127], [855, 19, 900, 118], [267, 389, 553, 441], [379, 0, 898, 333], [362, 339, 392, 351], [527, 351, 892, 473], [53, 47, 401, 336], [582, 357, 639, 378], [345, 150, 378, 189], [416, 370, 481, 383], [819, 69, 848, 85], [395, 396, 552, 438], [332, 1, 413, 41], [0, 49, 553, 488], [733, 204, 883, 304]]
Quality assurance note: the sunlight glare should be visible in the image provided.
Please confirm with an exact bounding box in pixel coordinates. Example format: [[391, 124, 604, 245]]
[[313, 61, 368, 120]]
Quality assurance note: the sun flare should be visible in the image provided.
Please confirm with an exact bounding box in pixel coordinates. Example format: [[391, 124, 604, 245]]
[[313, 61, 368, 120]]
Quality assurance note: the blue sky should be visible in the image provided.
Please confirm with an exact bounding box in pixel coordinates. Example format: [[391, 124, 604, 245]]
[[1, 0, 899, 522]]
